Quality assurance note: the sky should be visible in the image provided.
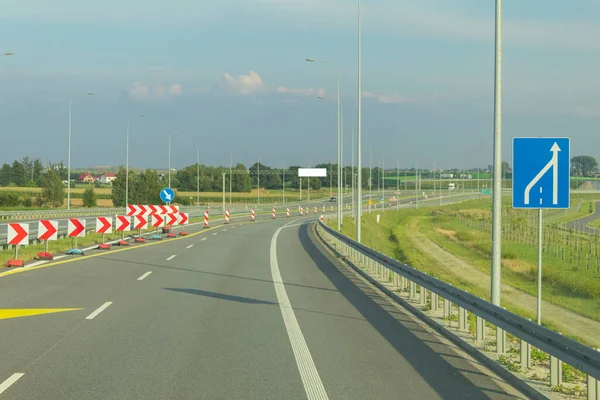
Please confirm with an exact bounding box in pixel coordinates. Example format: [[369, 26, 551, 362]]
[[0, 0, 599, 171]]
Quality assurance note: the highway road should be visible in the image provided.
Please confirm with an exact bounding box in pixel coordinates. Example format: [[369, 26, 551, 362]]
[[0, 192, 385, 245], [0, 213, 527, 399], [564, 200, 600, 234]]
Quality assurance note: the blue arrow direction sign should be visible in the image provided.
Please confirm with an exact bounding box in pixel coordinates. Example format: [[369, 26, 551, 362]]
[[160, 187, 175, 203], [512, 137, 570, 209]]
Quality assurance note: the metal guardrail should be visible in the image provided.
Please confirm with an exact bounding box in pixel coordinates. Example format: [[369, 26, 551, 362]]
[[316, 220, 600, 398]]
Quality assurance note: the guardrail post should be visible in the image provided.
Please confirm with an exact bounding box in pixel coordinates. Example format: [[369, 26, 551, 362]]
[[419, 287, 426, 305], [520, 339, 531, 372], [588, 351, 600, 400], [550, 355, 562, 387], [443, 298, 451, 320], [410, 281, 416, 301], [393, 272, 399, 288], [459, 307, 468, 331], [431, 292, 438, 311], [496, 327, 506, 354], [476, 316, 485, 344], [401, 276, 407, 291]]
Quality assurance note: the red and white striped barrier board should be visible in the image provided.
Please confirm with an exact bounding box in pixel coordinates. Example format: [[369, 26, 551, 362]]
[[320, 215, 324, 222], [286, 208, 290, 217], [68, 219, 86, 237], [152, 214, 164, 228], [272, 208, 276, 219], [166, 213, 178, 226], [148, 205, 159, 215], [225, 210, 230, 224], [322, 205, 325, 212], [38, 220, 58, 241], [7, 223, 29, 245], [300, 207, 304, 215], [96, 217, 113, 234], [251, 208, 255, 221], [314, 206, 317, 214], [133, 215, 148, 230], [116, 216, 131, 231], [204, 210, 209, 227], [179, 213, 189, 225]]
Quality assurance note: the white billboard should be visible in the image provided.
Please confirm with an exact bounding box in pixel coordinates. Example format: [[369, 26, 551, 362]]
[[298, 168, 327, 177]]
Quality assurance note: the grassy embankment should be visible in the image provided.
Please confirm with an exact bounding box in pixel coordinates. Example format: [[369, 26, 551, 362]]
[[328, 194, 600, 346]]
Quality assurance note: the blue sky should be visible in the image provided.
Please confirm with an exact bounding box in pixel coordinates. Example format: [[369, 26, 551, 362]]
[[0, 0, 599, 170]]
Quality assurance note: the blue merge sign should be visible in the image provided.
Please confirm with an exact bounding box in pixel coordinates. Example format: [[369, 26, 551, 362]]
[[512, 137, 570, 209], [160, 187, 175, 203]]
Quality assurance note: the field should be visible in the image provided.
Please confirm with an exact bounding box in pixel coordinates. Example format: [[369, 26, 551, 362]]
[[0, 187, 333, 210], [329, 194, 600, 347]]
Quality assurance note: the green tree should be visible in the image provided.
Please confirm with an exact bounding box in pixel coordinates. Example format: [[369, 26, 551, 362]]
[[571, 156, 598, 177], [133, 169, 163, 204], [11, 160, 26, 186], [33, 159, 44, 185], [0, 163, 11, 186], [42, 169, 65, 207], [111, 167, 137, 207], [310, 177, 322, 190], [232, 163, 252, 192], [82, 187, 97, 207]]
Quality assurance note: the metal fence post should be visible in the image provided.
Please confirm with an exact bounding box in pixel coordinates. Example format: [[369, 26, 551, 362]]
[[476, 316, 485, 344], [419, 287, 426, 305], [410, 281, 416, 300], [443, 299, 451, 321], [550, 355, 562, 387], [520, 339, 531, 371], [497, 327, 506, 354], [459, 307, 468, 331]]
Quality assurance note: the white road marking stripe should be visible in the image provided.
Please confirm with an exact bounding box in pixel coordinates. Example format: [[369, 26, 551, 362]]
[[85, 302, 112, 320], [0, 373, 24, 395], [201, 237, 207, 241], [137, 271, 152, 281], [270, 221, 329, 400], [166, 255, 177, 261], [223, 229, 227, 231], [212, 233, 218, 236], [186, 244, 194, 249]]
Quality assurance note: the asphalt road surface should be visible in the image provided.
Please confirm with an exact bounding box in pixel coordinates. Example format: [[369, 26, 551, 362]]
[[0, 212, 528, 399], [564, 200, 600, 234]]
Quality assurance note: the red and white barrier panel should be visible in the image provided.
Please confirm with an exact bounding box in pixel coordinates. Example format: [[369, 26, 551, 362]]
[[320, 215, 324, 222], [133, 215, 148, 230], [127, 204, 180, 216], [179, 213, 189, 225], [251, 208, 255, 221], [314, 206, 317, 214], [204, 210, 209, 228], [8, 223, 29, 246], [96, 217, 113, 234], [300, 207, 304, 215], [116, 216, 131, 231], [166, 213, 178, 226], [322, 205, 325, 212], [286, 208, 290, 217], [38, 220, 58, 241], [225, 210, 230, 224], [272, 208, 276, 219], [68, 219, 86, 237], [152, 214, 165, 228]]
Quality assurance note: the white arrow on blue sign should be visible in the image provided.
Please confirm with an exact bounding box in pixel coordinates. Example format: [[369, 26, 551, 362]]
[[160, 187, 175, 203], [512, 137, 570, 209]]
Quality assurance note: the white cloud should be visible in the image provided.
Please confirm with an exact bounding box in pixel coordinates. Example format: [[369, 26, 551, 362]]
[[130, 82, 183, 99], [277, 86, 326, 97], [223, 70, 264, 95], [363, 91, 409, 104]]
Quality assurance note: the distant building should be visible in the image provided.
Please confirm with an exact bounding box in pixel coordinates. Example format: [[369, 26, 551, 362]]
[[77, 173, 96, 184], [99, 173, 117, 184]]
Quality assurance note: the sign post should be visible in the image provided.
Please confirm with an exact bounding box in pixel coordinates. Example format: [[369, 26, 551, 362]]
[[513, 137, 570, 326]]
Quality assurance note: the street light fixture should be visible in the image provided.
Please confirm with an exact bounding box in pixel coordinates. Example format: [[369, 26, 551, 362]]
[[67, 92, 94, 210], [3, 52, 14, 56]]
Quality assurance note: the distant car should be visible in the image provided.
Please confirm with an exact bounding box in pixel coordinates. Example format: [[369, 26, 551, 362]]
[[329, 197, 336, 202]]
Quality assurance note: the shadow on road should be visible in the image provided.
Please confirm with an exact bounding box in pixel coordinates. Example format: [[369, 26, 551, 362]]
[[296, 222, 519, 400]]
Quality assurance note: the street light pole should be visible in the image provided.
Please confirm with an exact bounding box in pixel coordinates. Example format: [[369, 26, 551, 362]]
[[308, 60, 342, 231], [229, 153, 233, 205], [356, 0, 363, 242], [222, 172, 226, 214], [167, 129, 184, 191], [125, 119, 129, 211], [197, 147, 200, 207], [67, 92, 94, 210], [491, 0, 503, 307], [369, 148, 372, 213]]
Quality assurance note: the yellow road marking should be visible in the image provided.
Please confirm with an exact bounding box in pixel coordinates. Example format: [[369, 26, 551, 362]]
[[0, 219, 272, 279], [0, 308, 83, 320]]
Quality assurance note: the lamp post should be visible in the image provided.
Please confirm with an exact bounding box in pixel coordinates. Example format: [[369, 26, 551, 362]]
[[307, 59, 342, 232], [168, 129, 184, 190], [67, 92, 94, 210], [356, 0, 364, 242], [222, 172, 227, 214], [197, 147, 200, 207], [125, 114, 147, 211]]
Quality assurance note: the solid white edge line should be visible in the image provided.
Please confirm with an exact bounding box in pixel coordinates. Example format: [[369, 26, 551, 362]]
[[85, 301, 112, 320], [270, 221, 329, 400], [137, 271, 152, 281], [0, 373, 24, 395], [186, 244, 194, 249], [166, 255, 177, 261]]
